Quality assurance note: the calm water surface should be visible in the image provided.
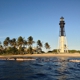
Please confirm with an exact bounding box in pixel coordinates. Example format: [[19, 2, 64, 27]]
[[0, 57, 80, 80]]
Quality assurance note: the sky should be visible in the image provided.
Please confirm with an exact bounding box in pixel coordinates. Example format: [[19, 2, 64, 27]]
[[0, 0, 80, 51]]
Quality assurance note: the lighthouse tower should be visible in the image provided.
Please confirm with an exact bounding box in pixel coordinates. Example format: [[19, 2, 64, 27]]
[[58, 17, 68, 53]]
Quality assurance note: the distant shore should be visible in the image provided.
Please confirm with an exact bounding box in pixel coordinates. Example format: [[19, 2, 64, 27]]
[[0, 53, 80, 58]]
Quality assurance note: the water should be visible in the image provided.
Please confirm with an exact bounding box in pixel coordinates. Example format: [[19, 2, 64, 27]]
[[0, 57, 80, 80]]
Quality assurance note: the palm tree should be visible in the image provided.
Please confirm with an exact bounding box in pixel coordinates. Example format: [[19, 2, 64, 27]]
[[27, 46, 33, 54], [23, 40, 27, 48], [36, 40, 43, 53], [3, 37, 10, 48], [12, 38, 16, 47], [27, 36, 34, 47], [5, 37, 10, 46], [27, 36, 35, 54], [9, 40, 13, 47], [45, 42, 50, 52], [17, 36, 24, 48], [3, 40, 8, 48], [37, 40, 43, 48]]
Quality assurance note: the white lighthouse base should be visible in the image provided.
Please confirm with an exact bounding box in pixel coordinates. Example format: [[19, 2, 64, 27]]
[[60, 36, 64, 53], [58, 36, 68, 53]]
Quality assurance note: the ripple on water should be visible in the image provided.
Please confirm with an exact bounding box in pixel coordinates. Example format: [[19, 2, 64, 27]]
[[0, 57, 80, 80], [33, 63, 44, 67]]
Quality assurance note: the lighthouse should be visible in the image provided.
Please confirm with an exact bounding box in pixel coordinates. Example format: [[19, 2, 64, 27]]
[[58, 17, 68, 53]]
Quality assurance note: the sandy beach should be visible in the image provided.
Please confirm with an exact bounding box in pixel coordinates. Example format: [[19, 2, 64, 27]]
[[0, 53, 80, 58]]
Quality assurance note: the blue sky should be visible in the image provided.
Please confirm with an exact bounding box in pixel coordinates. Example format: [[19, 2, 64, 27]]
[[0, 0, 80, 51]]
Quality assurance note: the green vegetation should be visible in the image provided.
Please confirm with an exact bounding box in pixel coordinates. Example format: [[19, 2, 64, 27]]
[[69, 50, 80, 53], [0, 36, 50, 55], [48, 49, 80, 53], [0, 36, 80, 55]]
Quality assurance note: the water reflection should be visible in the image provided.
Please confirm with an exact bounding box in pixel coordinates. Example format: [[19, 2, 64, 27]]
[[57, 57, 68, 80], [36, 57, 69, 80]]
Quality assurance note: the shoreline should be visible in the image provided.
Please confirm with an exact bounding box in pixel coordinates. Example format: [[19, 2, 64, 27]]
[[0, 53, 80, 58]]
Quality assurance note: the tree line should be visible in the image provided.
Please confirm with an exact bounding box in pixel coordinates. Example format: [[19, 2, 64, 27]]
[[0, 36, 50, 55], [48, 49, 80, 53]]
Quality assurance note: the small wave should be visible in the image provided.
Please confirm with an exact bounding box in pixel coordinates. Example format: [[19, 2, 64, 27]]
[[77, 63, 80, 67], [33, 63, 44, 66], [36, 73, 47, 77], [63, 70, 71, 74], [47, 67, 52, 70], [69, 67, 75, 70]]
